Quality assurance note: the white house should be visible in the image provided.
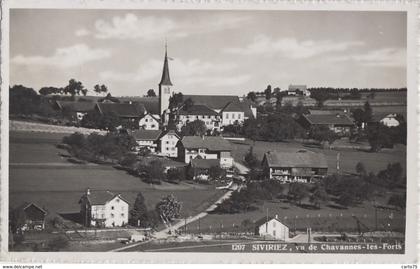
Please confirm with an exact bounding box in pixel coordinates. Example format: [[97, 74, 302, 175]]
[[379, 113, 400, 127], [176, 105, 221, 132], [221, 101, 245, 126], [79, 189, 129, 228], [139, 113, 160, 130], [130, 130, 162, 153], [159, 130, 180, 158], [255, 215, 290, 241]]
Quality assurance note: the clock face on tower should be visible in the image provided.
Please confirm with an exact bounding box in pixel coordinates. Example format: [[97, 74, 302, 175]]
[[164, 87, 170, 94]]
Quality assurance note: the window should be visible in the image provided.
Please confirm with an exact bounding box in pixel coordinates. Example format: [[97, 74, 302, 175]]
[[166, 141, 169, 144], [273, 221, 276, 227], [121, 213, 124, 217], [111, 206, 114, 210], [111, 213, 114, 218], [226, 113, 229, 119], [151, 124, 155, 128], [166, 147, 169, 151], [145, 119, 148, 122], [238, 114, 242, 119], [233, 113, 236, 119]]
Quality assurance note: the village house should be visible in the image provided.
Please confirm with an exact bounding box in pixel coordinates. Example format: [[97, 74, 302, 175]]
[[159, 130, 180, 158], [262, 150, 328, 183], [176, 105, 221, 132], [299, 113, 355, 135], [79, 189, 129, 228], [371, 113, 402, 127], [95, 103, 146, 129], [220, 101, 246, 126], [54, 100, 96, 121], [13, 202, 47, 231], [130, 129, 162, 153], [254, 215, 290, 241], [178, 136, 233, 168], [138, 113, 160, 130], [287, 84, 310, 97]]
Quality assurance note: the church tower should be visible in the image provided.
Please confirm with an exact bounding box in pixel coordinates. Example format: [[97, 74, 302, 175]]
[[159, 43, 173, 117]]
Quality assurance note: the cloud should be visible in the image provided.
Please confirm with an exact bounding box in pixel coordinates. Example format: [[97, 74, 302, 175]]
[[75, 28, 90, 37], [89, 13, 251, 41], [329, 48, 406, 68], [100, 58, 250, 88], [224, 35, 364, 59], [11, 44, 111, 68], [94, 13, 183, 40]]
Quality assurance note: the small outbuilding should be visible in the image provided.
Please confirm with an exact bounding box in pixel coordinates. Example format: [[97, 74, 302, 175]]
[[254, 215, 290, 241]]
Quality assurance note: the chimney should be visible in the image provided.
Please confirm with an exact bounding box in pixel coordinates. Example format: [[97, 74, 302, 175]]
[[275, 214, 278, 219], [86, 188, 90, 195]]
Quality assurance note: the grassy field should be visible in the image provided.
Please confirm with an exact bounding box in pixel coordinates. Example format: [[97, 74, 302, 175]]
[[230, 140, 406, 175], [9, 131, 224, 218]]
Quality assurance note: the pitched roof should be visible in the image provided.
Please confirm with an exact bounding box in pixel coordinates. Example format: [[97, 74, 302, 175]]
[[130, 129, 162, 141], [221, 101, 244, 112], [254, 216, 288, 227], [140, 113, 160, 122], [180, 136, 232, 151], [308, 109, 346, 115], [159, 49, 173, 86], [264, 150, 328, 169], [183, 95, 240, 110], [81, 190, 128, 205], [178, 105, 218, 116], [96, 103, 145, 117], [302, 114, 354, 126], [161, 129, 180, 139], [56, 101, 96, 112], [191, 159, 220, 169], [15, 202, 47, 215], [288, 85, 307, 91]]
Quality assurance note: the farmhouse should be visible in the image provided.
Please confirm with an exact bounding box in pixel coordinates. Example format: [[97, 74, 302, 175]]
[[287, 84, 310, 97], [54, 100, 96, 121], [254, 215, 290, 241], [13, 202, 47, 231], [159, 130, 180, 158], [130, 129, 162, 152], [178, 136, 233, 168], [299, 113, 354, 135], [220, 101, 246, 126], [139, 113, 160, 130], [96, 103, 146, 129], [262, 150, 328, 183], [371, 113, 402, 127], [79, 189, 129, 228]]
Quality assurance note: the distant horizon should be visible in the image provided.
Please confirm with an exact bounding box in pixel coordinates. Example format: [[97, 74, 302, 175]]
[[10, 10, 407, 96]]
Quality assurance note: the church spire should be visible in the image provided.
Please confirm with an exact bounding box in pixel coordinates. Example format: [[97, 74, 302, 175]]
[[159, 41, 173, 86]]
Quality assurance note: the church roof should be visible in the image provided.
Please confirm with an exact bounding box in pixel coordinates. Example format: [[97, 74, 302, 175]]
[[159, 48, 173, 86], [178, 105, 219, 116], [183, 95, 240, 110]]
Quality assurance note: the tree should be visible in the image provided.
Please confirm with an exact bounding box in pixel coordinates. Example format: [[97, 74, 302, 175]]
[[169, 92, 184, 110], [64, 79, 85, 97], [209, 165, 225, 180], [387, 193, 406, 209], [166, 167, 185, 183], [366, 124, 393, 152], [244, 146, 259, 169], [352, 108, 365, 128], [264, 85, 272, 100], [377, 162, 404, 188], [308, 125, 339, 146], [247, 91, 257, 102], [10, 85, 42, 115], [94, 84, 108, 95], [181, 119, 207, 136], [288, 183, 309, 205], [39, 86, 63, 96], [355, 162, 367, 176], [363, 101, 373, 123], [310, 184, 329, 208], [155, 194, 182, 224], [147, 89, 156, 97], [130, 192, 148, 227], [146, 160, 165, 184]]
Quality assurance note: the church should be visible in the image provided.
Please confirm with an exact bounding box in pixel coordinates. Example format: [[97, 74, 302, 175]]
[[157, 44, 257, 133]]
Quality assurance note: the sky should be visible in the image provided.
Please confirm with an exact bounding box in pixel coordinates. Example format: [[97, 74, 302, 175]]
[[10, 9, 407, 97]]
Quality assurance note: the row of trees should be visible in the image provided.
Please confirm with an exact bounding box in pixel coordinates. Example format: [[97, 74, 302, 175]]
[[129, 192, 182, 229]]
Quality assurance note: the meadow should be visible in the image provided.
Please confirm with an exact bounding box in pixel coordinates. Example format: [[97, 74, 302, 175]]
[[9, 131, 224, 218]]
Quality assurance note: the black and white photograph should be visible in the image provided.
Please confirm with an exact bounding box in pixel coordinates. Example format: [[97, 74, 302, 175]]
[[1, 0, 418, 264]]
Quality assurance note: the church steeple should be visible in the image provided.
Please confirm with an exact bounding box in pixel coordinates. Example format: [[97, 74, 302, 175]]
[[159, 42, 172, 86]]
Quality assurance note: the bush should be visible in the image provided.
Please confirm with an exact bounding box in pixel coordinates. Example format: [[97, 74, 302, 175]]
[[387, 194, 406, 209], [47, 236, 69, 251], [166, 167, 186, 183]]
